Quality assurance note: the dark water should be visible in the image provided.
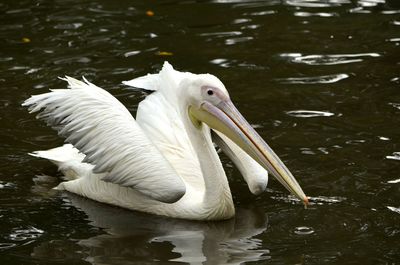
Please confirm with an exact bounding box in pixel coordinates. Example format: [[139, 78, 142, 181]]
[[1, 0, 399, 264]]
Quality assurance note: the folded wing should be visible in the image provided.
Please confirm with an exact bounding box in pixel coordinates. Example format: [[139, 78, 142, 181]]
[[23, 76, 186, 203]]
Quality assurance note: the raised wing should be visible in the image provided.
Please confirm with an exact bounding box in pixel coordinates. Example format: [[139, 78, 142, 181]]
[[23, 76, 186, 203]]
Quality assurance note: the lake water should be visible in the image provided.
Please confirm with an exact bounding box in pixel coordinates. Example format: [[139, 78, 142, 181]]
[[1, 0, 399, 264]]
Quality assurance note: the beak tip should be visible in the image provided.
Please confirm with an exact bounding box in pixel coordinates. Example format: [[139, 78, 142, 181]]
[[303, 196, 309, 209]]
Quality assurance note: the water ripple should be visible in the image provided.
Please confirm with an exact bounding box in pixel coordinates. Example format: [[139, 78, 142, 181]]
[[0, 243, 17, 250], [387, 179, 400, 184], [123, 50, 141, 57], [210, 58, 230, 67], [199, 31, 242, 38], [210, 58, 266, 70], [358, 0, 385, 7], [281, 53, 380, 65], [232, 18, 251, 24], [9, 226, 44, 242], [225, 36, 253, 45], [286, 110, 335, 118], [387, 38, 400, 43], [387, 206, 400, 215], [53, 56, 91, 65], [246, 10, 276, 16], [0, 57, 13, 62], [54, 23, 83, 30], [349, 7, 371, 14], [308, 196, 345, 204], [382, 10, 400, 15], [389, 103, 400, 110], [285, 0, 350, 8], [294, 226, 314, 235], [272, 195, 345, 205], [213, 0, 280, 8], [386, 152, 400, 161], [300, 146, 337, 155], [294, 11, 338, 17], [0, 181, 16, 189], [277, 73, 349, 84], [345, 139, 366, 145]]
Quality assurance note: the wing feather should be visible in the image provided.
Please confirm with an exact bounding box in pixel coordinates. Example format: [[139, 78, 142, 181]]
[[23, 76, 186, 203]]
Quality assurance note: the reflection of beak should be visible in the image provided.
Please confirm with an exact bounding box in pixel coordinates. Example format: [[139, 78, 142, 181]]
[[189, 99, 308, 206]]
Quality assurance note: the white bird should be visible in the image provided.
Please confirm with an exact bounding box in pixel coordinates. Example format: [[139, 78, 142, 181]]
[[23, 62, 308, 221]]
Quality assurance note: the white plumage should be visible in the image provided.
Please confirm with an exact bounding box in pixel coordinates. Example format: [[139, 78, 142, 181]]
[[24, 62, 307, 220]]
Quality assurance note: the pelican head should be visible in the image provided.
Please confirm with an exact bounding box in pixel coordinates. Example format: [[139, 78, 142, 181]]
[[185, 75, 308, 206]]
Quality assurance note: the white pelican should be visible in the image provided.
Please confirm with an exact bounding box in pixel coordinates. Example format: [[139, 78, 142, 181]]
[[23, 62, 308, 220]]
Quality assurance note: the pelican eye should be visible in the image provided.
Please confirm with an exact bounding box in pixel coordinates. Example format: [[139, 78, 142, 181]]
[[207, 90, 214, 96]]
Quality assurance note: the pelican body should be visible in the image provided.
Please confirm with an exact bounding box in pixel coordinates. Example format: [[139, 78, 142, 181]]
[[23, 62, 307, 220]]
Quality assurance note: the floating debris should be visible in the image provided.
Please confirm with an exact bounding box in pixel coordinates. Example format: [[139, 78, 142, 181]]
[[156, 51, 173, 56]]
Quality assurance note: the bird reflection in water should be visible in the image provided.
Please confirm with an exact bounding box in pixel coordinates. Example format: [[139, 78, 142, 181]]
[[32, 193, 270, 264]]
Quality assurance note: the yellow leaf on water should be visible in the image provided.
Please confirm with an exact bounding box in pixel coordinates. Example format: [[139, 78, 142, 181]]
[[156, 51, 173, 56], [22, 37, 31, 43], [146, 10, 154, 17]]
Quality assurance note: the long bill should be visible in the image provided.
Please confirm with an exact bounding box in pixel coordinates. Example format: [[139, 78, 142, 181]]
[[189, 99, 308, 206]]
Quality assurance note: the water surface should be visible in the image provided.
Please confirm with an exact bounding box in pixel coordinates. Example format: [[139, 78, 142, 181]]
[[1, 0, 399, 264]]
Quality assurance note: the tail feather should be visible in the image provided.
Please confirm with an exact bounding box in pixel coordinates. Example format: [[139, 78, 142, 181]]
[[30, 144, 91, 180], [29, 144, 85, 165]]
